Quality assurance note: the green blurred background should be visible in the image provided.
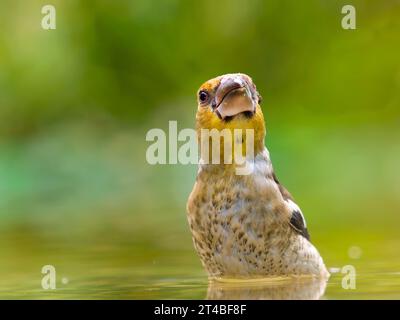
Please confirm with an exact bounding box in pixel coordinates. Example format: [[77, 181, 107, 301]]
[[0, 0, 399, 299]]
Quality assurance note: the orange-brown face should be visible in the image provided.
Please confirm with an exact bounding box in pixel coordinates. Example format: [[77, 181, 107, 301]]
[[196, 73, 266, 152]]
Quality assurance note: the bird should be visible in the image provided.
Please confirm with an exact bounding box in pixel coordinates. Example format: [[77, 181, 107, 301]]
[[187, 73, 329, 279]]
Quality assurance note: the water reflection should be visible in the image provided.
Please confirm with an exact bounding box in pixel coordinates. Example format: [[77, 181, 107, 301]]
[[207, 277, 328, 300]]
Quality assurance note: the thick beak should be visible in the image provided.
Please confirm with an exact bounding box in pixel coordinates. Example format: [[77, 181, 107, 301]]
[[213, 74, 257, 120]]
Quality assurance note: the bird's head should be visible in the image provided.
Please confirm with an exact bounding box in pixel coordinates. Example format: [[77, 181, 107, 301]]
[[196, 73, 266, 158]]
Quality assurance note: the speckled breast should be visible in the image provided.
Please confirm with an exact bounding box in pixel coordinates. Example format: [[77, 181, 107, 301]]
[[187, 156, 327, 278]]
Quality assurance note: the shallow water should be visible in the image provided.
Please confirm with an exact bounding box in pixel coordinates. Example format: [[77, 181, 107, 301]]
[[2, 262, 400, 300], [0, 219, 399, 300]]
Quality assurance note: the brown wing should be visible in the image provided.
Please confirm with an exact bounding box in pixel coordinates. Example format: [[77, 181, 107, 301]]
[[272, 172, 310, 241]]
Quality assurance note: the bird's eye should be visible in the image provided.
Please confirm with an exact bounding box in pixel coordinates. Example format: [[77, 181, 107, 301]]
[[198, 90, 209, 104]]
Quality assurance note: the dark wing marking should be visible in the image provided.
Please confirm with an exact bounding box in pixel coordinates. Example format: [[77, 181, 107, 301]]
[[271, 171, 311, 241], [290, 210, 310, 241]]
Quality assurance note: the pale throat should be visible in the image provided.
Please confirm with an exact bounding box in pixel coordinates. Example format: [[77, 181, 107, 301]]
[[198, 146, 273, 178]]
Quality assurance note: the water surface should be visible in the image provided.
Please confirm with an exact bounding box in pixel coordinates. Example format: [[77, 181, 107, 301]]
[[0, 218, 399, 299]]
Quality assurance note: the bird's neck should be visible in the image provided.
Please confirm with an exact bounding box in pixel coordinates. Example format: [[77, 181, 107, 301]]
[[198, 146, 273, 178], [197, 128, 266, 164]]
